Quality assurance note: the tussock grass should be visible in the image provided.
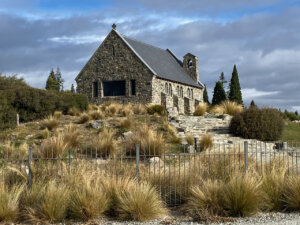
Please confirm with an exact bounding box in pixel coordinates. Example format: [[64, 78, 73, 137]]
[[282, 175, 300, 211], [89, 110, 105, 120], [118, 182, 168, 221], [0, 142, 28, 159], [78, 113, 90, 124], [221, 173, 262, 217], [68, 107, 80, 116], [199, 134, 214, 151], [163, 120, 181, 144], [40, 134, 68, 158], [194, 102, 208, 116], [210, 101, 243, 116], [69, 176, 110, 221], [40, 116, 59, 131], [120, 118, 131, 129], [186, 133, 194, 146], [88, 104, 99, 112], [147, 104, 165, 116], [0, 184, 24, 222], [35, 128, 50, 139], [53, 111, 62, 119], [133, 104, 146, 115], [63, 124, 80, 149], [92, 127, 118, 157], [186, 180, 224, 222], [120, 104, 133, 117]]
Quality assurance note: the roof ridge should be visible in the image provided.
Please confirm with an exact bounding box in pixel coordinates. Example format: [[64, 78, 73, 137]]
[[121, 34, 168, 53]]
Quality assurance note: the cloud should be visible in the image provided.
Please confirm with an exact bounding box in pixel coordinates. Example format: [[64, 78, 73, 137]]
[[242, 88, 279, 100], [49, 35, 105, 45]]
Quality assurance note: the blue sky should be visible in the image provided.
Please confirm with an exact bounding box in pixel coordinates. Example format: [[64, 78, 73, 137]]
[[1, 0, 300, 110]]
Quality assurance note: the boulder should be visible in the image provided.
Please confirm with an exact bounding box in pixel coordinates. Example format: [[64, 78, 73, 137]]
[[89, 120, 104, 129], [166, 107, 179, 120], [148, 157, 164, 166], [122, 131, 134, 140]]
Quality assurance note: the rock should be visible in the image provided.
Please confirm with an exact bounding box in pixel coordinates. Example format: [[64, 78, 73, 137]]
[[25, 135, 33, 140], [166, 107, 179, 120], [122, 131, 133, 139], [89, 120, 104, 129], [149, 157, 164, 166], [177, 127, 185, 132]]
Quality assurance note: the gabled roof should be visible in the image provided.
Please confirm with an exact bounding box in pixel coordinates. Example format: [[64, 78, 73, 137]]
[[114, 30, 202, 88]]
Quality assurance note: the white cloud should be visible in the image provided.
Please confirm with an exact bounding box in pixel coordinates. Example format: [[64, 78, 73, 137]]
[[48, 35, 105, 45], [242, 88, 279, 100]]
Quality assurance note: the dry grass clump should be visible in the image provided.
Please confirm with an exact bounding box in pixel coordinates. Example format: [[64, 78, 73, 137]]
[[40, 134, 68, 158], [53, 111, 62, 119], [0, 142, 29, 159], [194, 102, 208, 116], [120, 118, 131, 129], [0, 184, 24, 222], [199, 134, 214, 151], [133, 104, 146, 115], [163, 120, 181, 144], [186, 180, 224, 222], [92, 127, 118, 157], [221, 173, 262, 217], [78, 113, 90, 124], [68, 107, 80, 116], [146, 104, 165, 116], [282, 175, 300, 211], [106, 103, 122, 116], [186, 133, 194, 146], [40, 116, 59, 131], [35, 128, 50, 139], [118, 182, 168, 221], [69, 176, 110, 221], [89, 110, 105, 120], [126, 124, 165, 156], [210, 101, 243, 116], [63, 124, 80, 149], [120, 104, 133, 117], [88, 104, 99, 111]]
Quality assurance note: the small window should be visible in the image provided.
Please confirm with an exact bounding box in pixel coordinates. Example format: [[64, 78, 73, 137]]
[[180, 87, 183, 98], [165, 83, 168, 94], [176, 86, 179, 96], [103, 80, 125, 96], [191, 89, 194, 99], [187, 88, 191, 98], [188, 59, 193, 68], [93, 81, 99, 98], [169, 84, 172, 96], [131, 80, 136, 96]]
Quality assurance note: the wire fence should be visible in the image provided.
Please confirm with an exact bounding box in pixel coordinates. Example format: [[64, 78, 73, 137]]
[[1, 141, 300, 206]]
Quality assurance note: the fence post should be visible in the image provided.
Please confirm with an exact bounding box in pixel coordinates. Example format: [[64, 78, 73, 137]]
[[136, 144, 140, 183], [194, 137, 198, 152], [244, 141, 248, 173], [27, 146, 33, 189], [16, 113, 19, 127]]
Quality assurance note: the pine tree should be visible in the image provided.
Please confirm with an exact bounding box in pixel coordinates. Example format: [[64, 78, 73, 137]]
[[203, 85, 210, 104], [228, 65, 243, 105], [295, 111, 299, 116], [45, 69, 59, 91], [71, 84, 75, 93], [54, 67, 64, 91], [250, 100, 257, 108], [219, 72, 227, 86], [212, 81, 227, 105]]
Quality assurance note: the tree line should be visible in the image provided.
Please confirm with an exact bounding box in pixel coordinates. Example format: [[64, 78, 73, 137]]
[[45, 68, 75, 93]]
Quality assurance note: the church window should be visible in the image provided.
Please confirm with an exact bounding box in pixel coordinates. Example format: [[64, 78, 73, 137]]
[[93, 81, 99, 98], [169, 84, 172, 96], [131, 80, 136, 96], [180, 87, 183, 98], [103, 80, 126, 96], [191, 89, 194, 99], [165, 83, 168, 94]]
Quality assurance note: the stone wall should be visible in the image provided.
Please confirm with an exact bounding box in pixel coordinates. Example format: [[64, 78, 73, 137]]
[[76, 30, 153, 105]]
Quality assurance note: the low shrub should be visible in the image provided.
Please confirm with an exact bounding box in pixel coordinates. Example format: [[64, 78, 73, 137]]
[[0, 185, 24, 222], [40, 116, 59, 131], [120, 118, 131, 129], [199, 134, 213, 151], [230, 107, 284, 141], [53, 111, 62, 119], [282, 176, 300, 211], [186, 133, 194, 146], [89, 110, 104, 120], [78, 113, 90, 124], [194, 103, 208, 116], [68, 107, 80, 116], [40, 134, 68, 158], [133, 104, 146, 115], [221, 174, 262, 217], [118, 182, 168, 221], [147, 104, 165, 116]]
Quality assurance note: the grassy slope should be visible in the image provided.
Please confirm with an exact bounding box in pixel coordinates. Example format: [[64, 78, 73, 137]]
[[282, 122, 300, 142]]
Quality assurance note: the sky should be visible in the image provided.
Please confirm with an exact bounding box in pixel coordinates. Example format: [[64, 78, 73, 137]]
[[1, 0, 300, 111]]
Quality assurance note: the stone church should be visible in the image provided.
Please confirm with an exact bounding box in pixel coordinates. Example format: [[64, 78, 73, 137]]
[[76, 24, 204, 114]]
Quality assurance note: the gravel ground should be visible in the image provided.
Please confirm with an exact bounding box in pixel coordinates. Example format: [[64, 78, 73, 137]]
[[93, 212, 300, 225]]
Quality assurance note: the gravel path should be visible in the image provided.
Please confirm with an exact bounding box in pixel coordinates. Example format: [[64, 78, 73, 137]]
[[95, 213, 300, 225]]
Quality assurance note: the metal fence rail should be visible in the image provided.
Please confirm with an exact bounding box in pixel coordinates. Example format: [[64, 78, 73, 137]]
[[1, 141, 300, 206]]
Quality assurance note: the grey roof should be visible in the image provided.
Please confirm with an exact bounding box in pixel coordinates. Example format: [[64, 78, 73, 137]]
[[120, 34, 202, 88]]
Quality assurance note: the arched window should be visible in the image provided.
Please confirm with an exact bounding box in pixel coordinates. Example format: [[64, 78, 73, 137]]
[[188, 59, 193, 68], [165, 83, 168, 94], [191, 89, 193, 99], [169, 84, 172, 96], [187, 88, 191, 98], [180, 87, 183, 98], [176, 86, 179, 96]]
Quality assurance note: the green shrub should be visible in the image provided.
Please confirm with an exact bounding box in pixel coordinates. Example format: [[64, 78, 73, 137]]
[[230, 107, 284, 141], [147, 104, 165, 116]]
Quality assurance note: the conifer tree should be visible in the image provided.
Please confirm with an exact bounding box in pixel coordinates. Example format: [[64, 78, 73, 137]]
[[45, 69, 59, 91], [212, 81, 227, 105], [71, 84, 75, 93], [228, 65, 243, 105], [250, 100, 257, 108], [203, 85, 210, 104], [219, 72, 227, 86], [295, 111, 299, 116], [55, 67, 64, 91]]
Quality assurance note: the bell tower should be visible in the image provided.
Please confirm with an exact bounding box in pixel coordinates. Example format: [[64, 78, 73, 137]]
[[183, 53, 199, 83]]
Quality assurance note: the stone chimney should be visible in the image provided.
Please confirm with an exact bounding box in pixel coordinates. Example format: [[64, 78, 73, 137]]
[[183, 53, 199, 83]]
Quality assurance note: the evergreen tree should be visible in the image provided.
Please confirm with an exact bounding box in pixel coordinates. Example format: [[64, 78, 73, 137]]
[[228, 65, 243, 105], [71, 84, 75, 93], [212, 81, 227, 105], [295, 111, 299, 116], [54, 67, 64, 91], [203, 85, 210, 104], [45, 69, 59, 91], [250, 100, 257, 108], [219, 72, 227, 86]]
